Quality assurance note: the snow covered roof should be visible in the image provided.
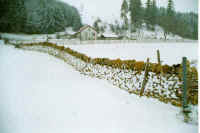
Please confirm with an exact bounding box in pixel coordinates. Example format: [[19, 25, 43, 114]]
[[101, 33, 118, 38], [78, 25, 97, 33]]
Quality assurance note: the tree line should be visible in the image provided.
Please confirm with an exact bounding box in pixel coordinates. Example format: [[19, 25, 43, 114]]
[[95, 0, 197, 40], [121, 0, 198, 40], [0, 0, 82, 34]]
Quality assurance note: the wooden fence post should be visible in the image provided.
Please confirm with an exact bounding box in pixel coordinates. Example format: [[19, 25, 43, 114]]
[[157, 49, 163, 85], [182, 57, 191, 122], [182, 57, 188, 110], [157, 50, 161, 65], [140, 58, 150, 97]]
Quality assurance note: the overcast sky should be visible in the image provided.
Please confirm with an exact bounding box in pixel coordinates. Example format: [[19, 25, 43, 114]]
[[61, 0, 198, 24]]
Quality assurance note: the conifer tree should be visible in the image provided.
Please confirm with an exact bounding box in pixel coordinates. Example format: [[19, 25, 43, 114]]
[[166, 0, 175, 35], [0, 0, 82, 34], [167, 0, 174, 17], [129, 0, 142, 31], [121, 0, 129, 30], [93, 18, 101, 33], [151, 0, 157, 29], [144, 0, 157, 30], [145, 0, 151, 29], [159, 0, 175, 39]]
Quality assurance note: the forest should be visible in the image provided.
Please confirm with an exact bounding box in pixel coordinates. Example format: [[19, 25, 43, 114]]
[[93, 0, 198, 40], [126, 0, 198, 40], [0, 0, 82, 34], [0, 0, 198, 40]]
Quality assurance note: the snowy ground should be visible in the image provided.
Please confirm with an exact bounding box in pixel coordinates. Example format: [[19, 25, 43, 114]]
[[0, 25, 196, 43], [0, 44, 197, 133], [1, 33, 50, 40], [67, 42, 198, 66], [0, 28, 75, 41]]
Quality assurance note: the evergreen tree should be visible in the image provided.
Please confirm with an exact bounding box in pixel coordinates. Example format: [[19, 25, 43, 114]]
[[166, 0, 175, 30], [0, 0, 26, 32], [93, 18, 101, 33], [114, 20, 121, 34], [162, 0, 175, 39], [121, 0, 129, 30], [129, 0, 143, 31], [150, 0, 157, 29], [145, 0, 151, 28], [0, 0, 82, 34], [167, 0, 174, 17], [144, 0, 157, 30]]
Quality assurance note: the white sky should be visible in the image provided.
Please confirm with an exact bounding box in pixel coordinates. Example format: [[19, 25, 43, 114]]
[[60, 0, 198, 24]]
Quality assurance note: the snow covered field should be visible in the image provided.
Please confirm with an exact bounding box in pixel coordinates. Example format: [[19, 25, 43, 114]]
[[0, 44, 198, 133], [67, 42, 198, 66], [1, 33, 50, 40]]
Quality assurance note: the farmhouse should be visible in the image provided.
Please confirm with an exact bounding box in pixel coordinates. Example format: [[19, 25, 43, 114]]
[[75, 25, 97, 41]]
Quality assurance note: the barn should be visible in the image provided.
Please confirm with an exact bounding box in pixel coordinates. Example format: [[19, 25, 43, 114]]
[[75, 25, 97, 41]]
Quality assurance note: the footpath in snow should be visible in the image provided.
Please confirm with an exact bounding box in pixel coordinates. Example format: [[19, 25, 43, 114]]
[[0, 44, 198, 133]]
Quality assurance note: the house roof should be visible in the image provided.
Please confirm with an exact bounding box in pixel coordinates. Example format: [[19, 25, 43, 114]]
[[78, 25, 97, 33]]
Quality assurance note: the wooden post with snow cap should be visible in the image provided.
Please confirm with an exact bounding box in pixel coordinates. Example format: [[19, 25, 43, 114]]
[[140, 58, 150, 97], [157, 49, 162, 73], [157, 50, 161, 65], [182, 57, 188, 112], [157, 49, 163, 86]]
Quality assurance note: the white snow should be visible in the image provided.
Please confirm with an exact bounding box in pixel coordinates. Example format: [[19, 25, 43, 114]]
[[0, 39, 4, 45], [102, 33, 119, 38], [0, 44, 197, 133], [0, 30, 76, 41], [139, 25, 183, 40], [125, 24, 187, 41], [1, 33, 49, 41], [64, 27, 76, 35], [67, 42, 198, 65]]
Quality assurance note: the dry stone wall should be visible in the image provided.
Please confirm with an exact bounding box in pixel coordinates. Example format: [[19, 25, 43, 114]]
[[15, 42, 198, 106]]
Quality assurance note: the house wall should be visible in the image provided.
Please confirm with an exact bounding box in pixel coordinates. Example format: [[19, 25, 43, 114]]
[[80, 27, 97, 41]]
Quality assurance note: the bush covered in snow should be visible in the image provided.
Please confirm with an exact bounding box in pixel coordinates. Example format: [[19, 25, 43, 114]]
[[0, 0, 82, 34]]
